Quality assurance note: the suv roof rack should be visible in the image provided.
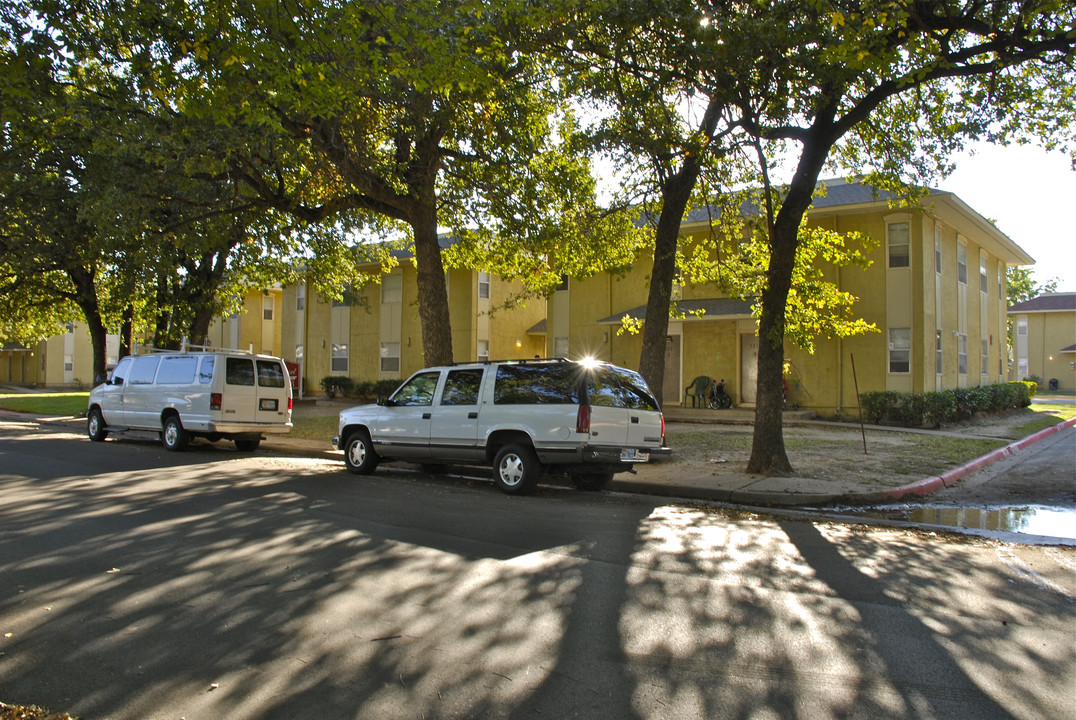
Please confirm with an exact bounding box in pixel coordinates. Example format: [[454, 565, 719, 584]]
[[449, 357, 571, 367]]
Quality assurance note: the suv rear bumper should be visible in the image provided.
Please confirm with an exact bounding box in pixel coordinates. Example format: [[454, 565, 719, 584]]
[[579, 444, 673, 464]]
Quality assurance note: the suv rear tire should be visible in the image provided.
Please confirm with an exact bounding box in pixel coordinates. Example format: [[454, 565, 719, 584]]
[[493, 444, 540, 495], [344, 430, 379, 475]]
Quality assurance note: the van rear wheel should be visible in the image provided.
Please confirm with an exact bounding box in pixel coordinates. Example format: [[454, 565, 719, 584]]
[[161, 416, 189, 451]]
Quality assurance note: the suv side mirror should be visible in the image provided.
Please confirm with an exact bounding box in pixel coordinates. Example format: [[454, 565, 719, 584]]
[[111, 376, 124, 387]]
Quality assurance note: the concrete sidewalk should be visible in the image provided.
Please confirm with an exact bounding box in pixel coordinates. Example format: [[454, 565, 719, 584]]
[[263, 404, 1076, 507]]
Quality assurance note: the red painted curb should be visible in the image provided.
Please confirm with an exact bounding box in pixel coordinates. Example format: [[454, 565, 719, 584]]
[[882, 416, 1076, 502]]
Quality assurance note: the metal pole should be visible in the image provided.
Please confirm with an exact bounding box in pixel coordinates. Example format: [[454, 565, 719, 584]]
[[850, 353, 868, 454]]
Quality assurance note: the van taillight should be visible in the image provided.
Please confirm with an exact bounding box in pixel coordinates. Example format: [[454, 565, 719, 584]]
[[661, 414, 666, 440], [210, 393, 222, 411], [576, 404, 591, 434], [288, 397, 293, 411]]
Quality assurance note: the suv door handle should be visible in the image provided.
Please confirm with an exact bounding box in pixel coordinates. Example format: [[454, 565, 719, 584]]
[[630, 416, 640, 424], [423, 413, 432, 419], [468, 412, 478, 419]]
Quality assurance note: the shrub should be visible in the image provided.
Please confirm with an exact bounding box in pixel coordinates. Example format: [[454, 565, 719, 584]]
[[859, 382, 1030, 427], [320, 375, 354, 399]]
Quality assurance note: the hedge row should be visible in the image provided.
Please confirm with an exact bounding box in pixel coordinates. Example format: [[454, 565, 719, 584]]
[[319, 376, 401, 400], [860, 381, 1036, 427]]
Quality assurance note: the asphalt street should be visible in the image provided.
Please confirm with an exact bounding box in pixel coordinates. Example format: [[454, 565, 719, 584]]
[[1, 418, 1074, 719]]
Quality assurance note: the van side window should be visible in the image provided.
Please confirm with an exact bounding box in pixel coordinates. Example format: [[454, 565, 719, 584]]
[[129, 356, 161, 385], [199, 356, 215, 384], [256, 360, 286, 388], [109, 357, 132, 384], [226, 358, 255, 386], [442, 368, 483, 405], [156, 356, 198, 385]]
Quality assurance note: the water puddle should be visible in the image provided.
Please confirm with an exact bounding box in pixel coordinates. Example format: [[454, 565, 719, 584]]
[[851, 505, 1076, 541]]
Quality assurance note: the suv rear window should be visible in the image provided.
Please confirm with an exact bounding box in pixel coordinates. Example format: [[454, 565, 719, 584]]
[[494, 364, 581, 405], [586, 366, 659, 411]]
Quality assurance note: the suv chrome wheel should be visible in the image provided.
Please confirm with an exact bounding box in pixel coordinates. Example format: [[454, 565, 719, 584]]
[[493, 444, 539, 495]]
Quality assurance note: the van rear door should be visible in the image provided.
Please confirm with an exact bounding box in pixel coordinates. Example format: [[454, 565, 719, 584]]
[[254, 358, 291, 425], [222, 357, 257, 423]]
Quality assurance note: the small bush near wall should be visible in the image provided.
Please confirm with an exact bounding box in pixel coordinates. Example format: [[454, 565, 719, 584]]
[[320, 375, 354, 399], [861, 382, 1033, 428], [319, 376, 401, 400]]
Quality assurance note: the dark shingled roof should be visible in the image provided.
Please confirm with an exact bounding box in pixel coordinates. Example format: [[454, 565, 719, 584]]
[[598, 297, 754, 324], [1008, 292, 1076, 313], [683, 178, 943, 224]]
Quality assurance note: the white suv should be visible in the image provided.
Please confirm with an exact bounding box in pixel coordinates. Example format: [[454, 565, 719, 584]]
[[334, 358, 669, 494]]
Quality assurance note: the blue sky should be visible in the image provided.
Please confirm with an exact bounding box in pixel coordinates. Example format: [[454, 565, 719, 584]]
[[943, 143, 1075, 293]]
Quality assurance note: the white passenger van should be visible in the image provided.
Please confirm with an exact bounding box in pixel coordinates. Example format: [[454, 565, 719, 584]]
[[87, 348, 293, 451]]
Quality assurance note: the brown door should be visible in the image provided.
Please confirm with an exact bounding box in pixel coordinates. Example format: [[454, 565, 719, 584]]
[[739, 333, 758, 404], [662, 334, 681, 406]]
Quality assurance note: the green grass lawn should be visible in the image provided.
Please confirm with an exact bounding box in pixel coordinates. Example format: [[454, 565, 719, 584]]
[[0, 392, 88, 417]]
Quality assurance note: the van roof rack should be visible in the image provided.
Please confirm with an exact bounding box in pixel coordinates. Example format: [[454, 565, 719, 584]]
[[133, 339, 268, 356]]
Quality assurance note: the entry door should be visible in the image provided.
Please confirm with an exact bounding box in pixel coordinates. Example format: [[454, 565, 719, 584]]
[[739, 334, 758, 405], [662, 334, 682, 406]]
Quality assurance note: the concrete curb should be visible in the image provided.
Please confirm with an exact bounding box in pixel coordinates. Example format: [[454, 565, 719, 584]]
[[878, 416, 1076, 503]]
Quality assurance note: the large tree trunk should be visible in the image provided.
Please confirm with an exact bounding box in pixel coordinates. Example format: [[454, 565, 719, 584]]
[[638, 161, 702, 405], [746, 140, 829, 475], [412, 201, 454, 367]]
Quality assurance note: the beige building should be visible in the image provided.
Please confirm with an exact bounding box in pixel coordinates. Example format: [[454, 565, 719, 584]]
[[542, 179, 1034, 414], [1008, 292, 1076, 392]]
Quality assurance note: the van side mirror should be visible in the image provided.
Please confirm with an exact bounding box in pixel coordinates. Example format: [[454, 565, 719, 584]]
[[111, 376, 124, 387]]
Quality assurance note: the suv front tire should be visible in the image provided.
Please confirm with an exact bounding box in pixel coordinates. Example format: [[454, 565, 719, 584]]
[[344, 429, 380, 475]]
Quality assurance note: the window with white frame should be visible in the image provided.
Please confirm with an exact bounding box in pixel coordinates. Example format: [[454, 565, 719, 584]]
[[957, 244, 968, 284], [296, 285, 305, 311], [477, 339, 489, 362], [888, 328, 911, 373], [381, 274, 402, 305], [380, 342, 400, 373], [997, 264, 1003, 296], [1017, 316, 1028, 336], [554, 336, 569, 358], [981, 339, 988, 375], [935, 232, 942, 274], [478, 272, 490, 299], [331, 343, 348, 373], [958, 333, 968, 375], [979, 254, 988, 294], [887, 221, 910, 268]]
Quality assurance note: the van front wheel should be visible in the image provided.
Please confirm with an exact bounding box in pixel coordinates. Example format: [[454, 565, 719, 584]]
[[162, 416, 189, 452], [87, 408, 108, 442]]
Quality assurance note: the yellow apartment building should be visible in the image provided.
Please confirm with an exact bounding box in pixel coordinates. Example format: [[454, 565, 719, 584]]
[[278, 263, 546, 397], [541, 179, 1034, 414], [1008, 292, 1076, 392]]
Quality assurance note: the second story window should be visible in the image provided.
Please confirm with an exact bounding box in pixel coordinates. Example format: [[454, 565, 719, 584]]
[[887, 221, 910, 268]]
